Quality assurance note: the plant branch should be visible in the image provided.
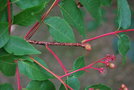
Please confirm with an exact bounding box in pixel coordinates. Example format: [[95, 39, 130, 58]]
[[30, 57, 73, 90], [16, 67, 22, 90], [46, 45, 68, 74], [24, 0, 60, 40], [27, 40, 85, 47], [82, 29, 134, 43], [60, 54, 115, 78], [7, 0, 12, 33]]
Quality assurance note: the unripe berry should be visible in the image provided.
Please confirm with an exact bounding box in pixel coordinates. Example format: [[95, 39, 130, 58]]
[[84, 43, 92, 51], [108, 63, 115, 69]]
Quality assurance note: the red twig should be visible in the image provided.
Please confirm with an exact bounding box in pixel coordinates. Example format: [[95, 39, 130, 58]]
[[16, 67, 22, 90], [24, 0, 60, 40], [82, 29, 134, 43], [30, 57, 73, 90], [46, 45, 69, 74], [60, 55, 115, 78], [7, 0, 12, 33]]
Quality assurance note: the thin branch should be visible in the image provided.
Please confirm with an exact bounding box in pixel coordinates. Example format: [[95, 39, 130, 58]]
[[16, 67, 22, 90], [30, 57, 73, 90], [46, 45, 68, 74], [82, 29, 134, 43], [60, 57, 105, 78], [24, 0, 60, 40], [7, 0, 12, 33], [60, 54, 115, 78], [27, 40, 85, 48]]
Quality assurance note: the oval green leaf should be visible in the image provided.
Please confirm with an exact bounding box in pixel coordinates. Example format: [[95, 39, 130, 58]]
[[80, 0, 102, 22], [4, 36, 41, 55], [14, 4, 45, 26], [45, 17, 76, 43], [18, 60, 54, 80], [26, 80, 56, 90], [118, 34, 130, 64], [59, 76, 80, 90], [117, 0, 131, 29], [60, 0, 85, 36]]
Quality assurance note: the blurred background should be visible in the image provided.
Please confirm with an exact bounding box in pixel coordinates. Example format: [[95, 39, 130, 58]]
[[0, 0, 134, 90]]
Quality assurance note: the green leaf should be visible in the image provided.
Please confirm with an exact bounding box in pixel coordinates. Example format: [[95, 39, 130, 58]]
[[101, 0, 112, 6], [0, 0, 7, 12], [0, 0, 8, 22], [45, 17, 76, 43], [60, 0, 85, 36], [0, 48, 10, 57], [0, 55, 17, 76], [118, 34, 130, 64], [4, 36, 41, 55], [26, 80, 55, 90], [73, 56, 85, 77], [79, 0, 102, 21], [127, 41, 134, 62], [11, 0, 49, 9], [0, 83, 13, 90], [59, 76, 80, 90], [117, 0, 131, 29], [18, 60, 54, 80], [0, 22, 9, 48], [14, 4, 45, 26], [85, 84, 111, 90]]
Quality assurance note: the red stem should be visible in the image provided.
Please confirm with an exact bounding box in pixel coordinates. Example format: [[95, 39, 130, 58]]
[[83, 29, 134, 43], [7, 0, 12, 33], [24, 0, 60, 40], [60, 57, 106, 78], [16, 67, 22, 90], [46, 45, 68, 74]]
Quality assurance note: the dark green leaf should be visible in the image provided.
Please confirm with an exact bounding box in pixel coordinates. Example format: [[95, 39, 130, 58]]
[[18, 60, 54, 80], [73, 56, 85, 77], [26, 80, 55, 90], [101, 0, 112, 6], [118, 34, 130, 64], [0, 0, 8, 22], [0, 9, 8, 22], [0, 0, 7, 12], [11, 0, 49, 9], [0, 22, 9, 48], [4, 36, 41, 55], [0, 83, 13, 90], [0, 48, 10, 57], [0, 55, 17, 76], [80, 0, 102, 21], [14, 4, 45, 26], [45, 17, 76, 43], [127, 41, 134, 62], [117, 0, 131, 29], [85, 84, 111, 90], [60, 0, 85, 36], [59, 76, 80, 90]]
